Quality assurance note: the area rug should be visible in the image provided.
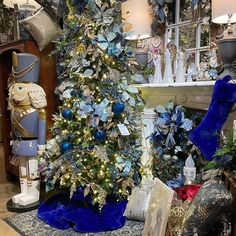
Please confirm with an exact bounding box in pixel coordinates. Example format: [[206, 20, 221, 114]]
[[4, 210, 144, 236]]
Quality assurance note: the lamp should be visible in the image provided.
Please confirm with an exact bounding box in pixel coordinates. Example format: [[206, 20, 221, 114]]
[[121, 0, 153, 68], [212, 0, 236, 80]]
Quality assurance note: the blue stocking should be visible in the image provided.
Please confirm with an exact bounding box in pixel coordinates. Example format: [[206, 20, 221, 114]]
[[190, 76, 236, 160]]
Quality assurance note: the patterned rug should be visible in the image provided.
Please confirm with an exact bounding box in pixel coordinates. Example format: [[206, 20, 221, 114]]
[[4, 210, 144, 236]]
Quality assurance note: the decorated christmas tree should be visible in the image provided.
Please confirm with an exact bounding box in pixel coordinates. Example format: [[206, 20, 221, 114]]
[[39, 0, 144, 209]]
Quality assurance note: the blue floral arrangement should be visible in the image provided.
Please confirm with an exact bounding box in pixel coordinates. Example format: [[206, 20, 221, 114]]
[[151, 101, 202, 186]]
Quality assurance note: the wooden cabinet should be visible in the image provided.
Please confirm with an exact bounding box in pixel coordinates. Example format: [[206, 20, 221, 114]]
[[0, 40, 58, 176]]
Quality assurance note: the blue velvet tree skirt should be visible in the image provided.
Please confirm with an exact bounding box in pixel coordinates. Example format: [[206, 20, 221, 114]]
[[37, 190, 128, 233]]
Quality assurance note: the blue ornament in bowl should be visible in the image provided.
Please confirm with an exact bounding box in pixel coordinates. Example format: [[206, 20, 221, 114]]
[[112, 101, 125, 115], [61, 141, 72, 152], [62, 108, 73, 120], [94, 130, 106, 140]]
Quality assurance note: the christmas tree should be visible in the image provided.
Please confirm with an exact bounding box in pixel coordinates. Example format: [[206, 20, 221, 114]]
[[39, 0, 144, 208]]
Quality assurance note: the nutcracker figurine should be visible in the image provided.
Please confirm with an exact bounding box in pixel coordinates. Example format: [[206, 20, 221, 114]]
[[8, 52, 47, 206]]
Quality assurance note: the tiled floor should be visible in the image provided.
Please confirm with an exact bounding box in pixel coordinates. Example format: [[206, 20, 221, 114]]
[[0, 182, 19, 218], [0, 182, 20, 235], [0, 143, 20, 235]]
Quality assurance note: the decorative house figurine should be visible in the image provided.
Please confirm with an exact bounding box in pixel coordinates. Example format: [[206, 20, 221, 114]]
[[8, 52, 47, 208], [175, 49, 186, 83], [152, 54, 163, 84], [186, 64, 195, 82], [197, 47, 219, 81], [183, 155, 196, 185], [163, 48, 174, 83]]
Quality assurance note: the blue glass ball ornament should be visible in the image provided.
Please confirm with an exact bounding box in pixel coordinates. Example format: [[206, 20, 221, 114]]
[[94, 130, 106, 140], [62, 108, 73, 120], [60, 141, 72, 152], [112, 101, 125, 115]]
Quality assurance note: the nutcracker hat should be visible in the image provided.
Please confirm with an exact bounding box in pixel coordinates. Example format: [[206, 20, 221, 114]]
[[11, 52, 40, 84]]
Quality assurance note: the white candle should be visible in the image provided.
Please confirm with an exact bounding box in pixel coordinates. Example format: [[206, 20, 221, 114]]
[[183, 155, 196, 185]]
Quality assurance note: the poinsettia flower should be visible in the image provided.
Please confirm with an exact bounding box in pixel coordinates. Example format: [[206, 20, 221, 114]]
[[181, 118, 193, 131]]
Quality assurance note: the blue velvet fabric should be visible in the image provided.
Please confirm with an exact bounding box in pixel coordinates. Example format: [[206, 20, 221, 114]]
[[37, 190, 128, 233], [190, 75, 236, 160]]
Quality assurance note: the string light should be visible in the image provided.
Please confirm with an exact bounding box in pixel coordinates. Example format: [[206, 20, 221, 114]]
[[62, 130, 68, 135]]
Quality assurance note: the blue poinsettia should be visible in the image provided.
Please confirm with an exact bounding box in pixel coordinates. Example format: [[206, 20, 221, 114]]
[[78, 101, 94, 117], [153, 102, 194, 153], [96, 24, 128, 58]]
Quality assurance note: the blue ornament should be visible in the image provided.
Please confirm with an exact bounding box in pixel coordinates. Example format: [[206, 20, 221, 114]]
[[112, 101, 125, 115], [60, 141, 72, 152], [62, 108, 73, 120], [94, 130, 106, 140]]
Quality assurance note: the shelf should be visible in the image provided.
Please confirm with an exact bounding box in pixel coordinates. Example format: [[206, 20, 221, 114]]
[[135, 81, 215, 110], [135, 81, 216, 88]]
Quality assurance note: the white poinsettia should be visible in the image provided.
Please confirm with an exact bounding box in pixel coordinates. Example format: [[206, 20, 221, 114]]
[[46, 138, 60, 156]]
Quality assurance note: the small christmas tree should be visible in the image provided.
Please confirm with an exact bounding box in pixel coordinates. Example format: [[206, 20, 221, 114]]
[[39, 0, 144, 208]]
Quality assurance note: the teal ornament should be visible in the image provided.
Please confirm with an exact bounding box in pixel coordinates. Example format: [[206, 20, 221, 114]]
[[62, 108, 73, 120], [60, 141, 72, 152], [94, 130, 106, 140], [112, 101, 125, 115]]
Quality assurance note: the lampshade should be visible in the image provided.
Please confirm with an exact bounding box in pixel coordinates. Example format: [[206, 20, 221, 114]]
[[3, 0, 41, 9], [121, 0, 152, 40], [212, 0, 236, 24]]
